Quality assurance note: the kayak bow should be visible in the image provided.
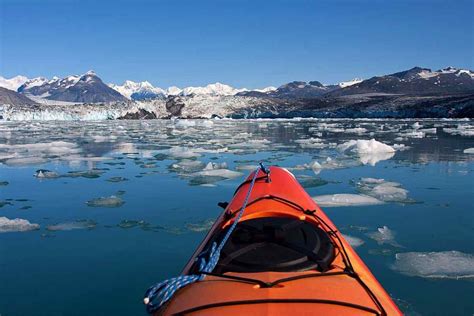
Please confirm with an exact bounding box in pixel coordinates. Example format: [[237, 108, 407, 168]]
[[145, 166, 402, 315]]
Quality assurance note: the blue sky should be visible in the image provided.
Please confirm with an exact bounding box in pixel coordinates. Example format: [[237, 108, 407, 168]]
[[1, 0, 473, 88]]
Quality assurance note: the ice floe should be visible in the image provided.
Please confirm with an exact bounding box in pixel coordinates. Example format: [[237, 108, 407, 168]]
[[0, 141, 81, 166], [443, 124, 474, 137], [185, 218, 215, 232], [312, 194, 383, 207], [463, 148, 474, 154], [47, 220, 97, 231], [367, 226, 402, 247], [34, 169, 60, 179], [169, 160, 205, 173], [356, 178, 414, 203], [107, 176, 129, 183], [342, 234, 365, 247], [86, 195, 125, 207], [392, 251, 474, 279], [167, 146, 201, 159], [0, 216, 40, 233], [190, 165, 243, 180], [296, 175, 329, 188]]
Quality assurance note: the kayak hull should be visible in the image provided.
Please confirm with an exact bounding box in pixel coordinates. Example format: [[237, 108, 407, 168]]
[[155, 167, 402, 316]]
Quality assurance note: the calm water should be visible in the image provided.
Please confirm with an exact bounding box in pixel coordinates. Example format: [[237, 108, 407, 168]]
[[0, 119, 473, 315]]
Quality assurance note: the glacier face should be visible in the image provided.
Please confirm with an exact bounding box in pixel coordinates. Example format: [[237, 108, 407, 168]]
[[0, 95, 264, 121]]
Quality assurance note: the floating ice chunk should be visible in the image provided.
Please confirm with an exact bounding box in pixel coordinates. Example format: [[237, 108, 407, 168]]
[[168, 146, 201, 159], [463, 148, 474, 154], [86, 195, 124, 208], [392, 144, 408, 151], [106, 177, 129, 183], [420, 128, 437, 134], [342, 234, 365, 247], [367, 226, 402, 247], [370, 183, 408, 202], [4, 157, 48, 166], [297, 175, 328, 188], [412, 122, 422, 129], [235, 164, 259, 171], [47, 220, 97, 231], [343, 127, 368, 134], [174, 120, 196, 129], [294, 138, 327, 148], [0, 216, 40, 233], [65, 170, 105, 178], [188, 175, 227, 186], [169, 160, 205, 173], [359, 177, 385, 184], [91, 135, 117, 142], [356, 178, 412, 203], [392, 251, 474, 279], [193, 168, 242, 179], [401, 130, 425, 138], [338, 139, 395, 154], [203, 161, 227, 170], [34, 169, 60, 179], [288, 161, 322, 172], [185, 218, 215, 232], [313, 194, 383, 207], [443, 124, 474, 137], [199, 120, 214, 128], [337, 139, 396, 166]]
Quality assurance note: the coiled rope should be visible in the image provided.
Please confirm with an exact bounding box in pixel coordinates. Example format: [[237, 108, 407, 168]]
[[143, 163, 269, 313]]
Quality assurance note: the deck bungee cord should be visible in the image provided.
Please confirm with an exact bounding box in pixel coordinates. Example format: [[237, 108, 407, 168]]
[[143, 163, 270, 313]]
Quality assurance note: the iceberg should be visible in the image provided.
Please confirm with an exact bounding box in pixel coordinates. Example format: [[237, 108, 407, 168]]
[[337, 139, 396, 166]]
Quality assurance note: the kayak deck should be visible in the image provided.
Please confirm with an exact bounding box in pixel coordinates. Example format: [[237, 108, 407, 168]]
[[154, 167, 401, 315]]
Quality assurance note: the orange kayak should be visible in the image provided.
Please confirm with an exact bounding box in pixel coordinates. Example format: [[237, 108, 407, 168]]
[[145, 166, 402, 315]]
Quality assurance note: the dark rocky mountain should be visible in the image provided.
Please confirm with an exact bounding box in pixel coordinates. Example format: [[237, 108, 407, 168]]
[[328, 67, 474, 96], [238, 81, 339, 99], [229, 94, 474, 119], [239, 67, 474, 100], [18, 71, 127, 103], [0, 87, 38, 106]]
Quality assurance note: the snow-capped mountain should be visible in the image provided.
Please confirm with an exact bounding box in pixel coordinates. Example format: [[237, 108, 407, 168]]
[[109, 80, 166, 100], [254, 86, 277, 93], [166, 86, 183, 96], [18, 71, 127, 103], [339, 78, 363, 88], [178, 82, 247, 96], [0, 75, 30, 91], [329, 67, 474, 96], [109, 81, 256, 99]]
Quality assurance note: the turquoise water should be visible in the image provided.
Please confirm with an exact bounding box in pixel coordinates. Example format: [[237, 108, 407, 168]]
[[0, 119, 473, 315]]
